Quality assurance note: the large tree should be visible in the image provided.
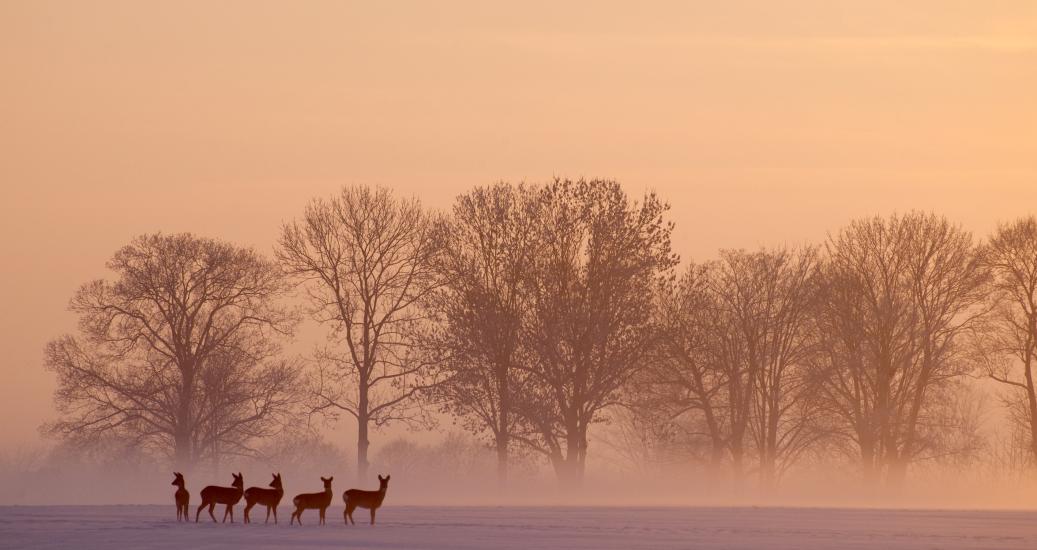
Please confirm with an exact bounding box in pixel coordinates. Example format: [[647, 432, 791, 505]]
[[814, 213, 987, 486], [650, 248, 824, 488], [426, 183, 535, 487], [729, 247, 823, 488], [649, 262, 730, 471], [278, 185, 441, 480], [517, 179, 678, 487], [44, 233, 298, 470], [979, 216, 1037, 464]]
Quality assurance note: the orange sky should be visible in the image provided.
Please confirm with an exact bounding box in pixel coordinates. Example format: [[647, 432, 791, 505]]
[[1, 1, 1035, 450]]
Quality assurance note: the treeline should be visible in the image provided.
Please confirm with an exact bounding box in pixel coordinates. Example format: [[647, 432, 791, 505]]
[[43, 180, 1037, 490]]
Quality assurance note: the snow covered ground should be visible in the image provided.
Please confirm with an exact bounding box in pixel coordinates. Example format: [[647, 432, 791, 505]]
[[1, 505, 1035, 550]]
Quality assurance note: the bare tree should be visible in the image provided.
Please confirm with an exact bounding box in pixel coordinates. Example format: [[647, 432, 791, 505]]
[[813, 213, 987, 486], [277, 185, 441, 480], [517, 179, 678, 488], [716, 248, 825, 488], [978, 216, 1037, 464], [425, 183, 534, 487], [43, 233, 298, 470], [195, 347, 303, 473], [648, 263, 730, 472], [646, 248, 827, 488]]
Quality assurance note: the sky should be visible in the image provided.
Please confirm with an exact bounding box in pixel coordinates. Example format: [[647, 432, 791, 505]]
[[0, 1, 1035, 452]]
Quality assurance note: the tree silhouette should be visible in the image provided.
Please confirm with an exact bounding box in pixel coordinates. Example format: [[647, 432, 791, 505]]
[[278, 185, 441, 480], [44, 233, 298, 470], [814, 213, 987, 485], [978, 216, 1037, 464], [516, 179, 678, 487], [425, 183, 535, 487]]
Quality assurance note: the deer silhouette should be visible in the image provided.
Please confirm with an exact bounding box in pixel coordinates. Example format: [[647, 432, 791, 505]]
[[290, 476, 333, 525], [343, 474, 390, 525], [243, 473, 284, 524], [171, 472, 189, 522], [195, 472, 244, 523]]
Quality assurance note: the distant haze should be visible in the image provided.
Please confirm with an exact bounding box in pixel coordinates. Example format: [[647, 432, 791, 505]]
[[1, 1, 1035, 457]]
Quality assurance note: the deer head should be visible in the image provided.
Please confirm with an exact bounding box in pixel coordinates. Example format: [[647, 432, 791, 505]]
[[171, 472, 185, 487], [320, 476, 333, 490], [270, 473, 283, 489], [378, 474, 390, 490], [231, 472, 244, 489]]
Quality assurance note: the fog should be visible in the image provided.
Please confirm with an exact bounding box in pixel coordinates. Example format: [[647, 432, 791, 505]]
[[4, 430, 1036, 509]]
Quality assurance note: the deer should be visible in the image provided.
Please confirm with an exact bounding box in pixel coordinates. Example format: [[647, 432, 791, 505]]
[[289, 476, 333, 525], [243, 473, 284, 524], [171, 472, 190, 522], [195, 472, 244, 523], [343, 474, 390, 526]]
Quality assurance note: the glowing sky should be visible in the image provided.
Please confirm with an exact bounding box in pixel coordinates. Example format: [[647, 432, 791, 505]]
[[1, 1, 1035, 449]]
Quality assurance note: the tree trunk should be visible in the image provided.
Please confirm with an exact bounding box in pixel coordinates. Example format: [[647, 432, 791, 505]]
[[708, 438, 725, 474], [496, 362, 511, 489], [357, 417, 370, 481], [553, 415, 584, 490], [174, 370, 195, 471], [496, 434, 509, 490], [860, 436, 878, 485], [357, 379, 370, 481], [1024, 351, 1037, 464]]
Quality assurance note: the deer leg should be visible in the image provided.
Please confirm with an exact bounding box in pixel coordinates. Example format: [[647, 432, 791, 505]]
[[347, 505, 356, 525], [273, 506, 278, 524], [208, 502, 217, 523], [195, 501, 205, 522], [370, 508, 375, 526], [343, 508, 349, 525], [244, 502, 252, 524]]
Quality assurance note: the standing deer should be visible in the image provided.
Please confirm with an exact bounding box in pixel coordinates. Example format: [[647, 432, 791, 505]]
[[343, 474, 390, 525], [289, 476, 333, 525], [243, 473, 284, 524], [195, 472, 244, 523], [171, 472, 189, 522]]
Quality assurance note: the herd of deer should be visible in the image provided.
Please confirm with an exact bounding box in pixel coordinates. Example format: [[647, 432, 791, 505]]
[[171, 472, 390, 526]]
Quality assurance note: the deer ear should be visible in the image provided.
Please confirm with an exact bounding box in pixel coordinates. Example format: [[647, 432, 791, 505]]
[[385, 475, 390, 481]]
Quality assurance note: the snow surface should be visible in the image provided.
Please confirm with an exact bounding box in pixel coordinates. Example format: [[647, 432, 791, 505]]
[[1, 505, 1035, 550]]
